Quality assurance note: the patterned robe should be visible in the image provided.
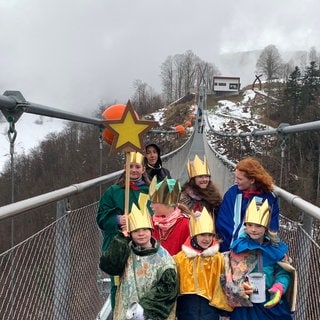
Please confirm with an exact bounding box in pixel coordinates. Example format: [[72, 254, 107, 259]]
[[101, 232, 178, 320], [222, 233, 293, 320]]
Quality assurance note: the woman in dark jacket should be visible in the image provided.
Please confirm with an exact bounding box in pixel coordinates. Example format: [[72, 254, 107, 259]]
[[144, 143, 172, 182]]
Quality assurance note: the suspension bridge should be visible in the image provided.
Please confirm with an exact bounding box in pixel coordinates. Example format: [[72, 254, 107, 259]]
[[0, 91, 320, 320]]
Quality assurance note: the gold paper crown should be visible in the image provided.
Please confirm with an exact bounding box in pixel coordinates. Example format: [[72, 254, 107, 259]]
[[149, 176, 181, 206], [189, 207, 215, 237], [130, 151, 144, 165], [128, 193, 153, 232], [187, 155, 210, 178], [244, 198, 270, 228]]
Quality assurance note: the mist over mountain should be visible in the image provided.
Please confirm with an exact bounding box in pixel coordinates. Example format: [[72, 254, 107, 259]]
[[0, 48, 313, 173], [215, 49, 309, 88]]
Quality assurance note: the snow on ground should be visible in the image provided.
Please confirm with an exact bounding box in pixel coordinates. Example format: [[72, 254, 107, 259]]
[[207, 90, 261, 131], [0, 114, 68, 172], [151, 108, 166, 126]]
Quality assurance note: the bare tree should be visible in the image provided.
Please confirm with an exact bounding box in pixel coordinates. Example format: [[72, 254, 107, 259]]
[[182, 50, 198, 94], [173, 53, 185, 100], [308, 46, 320, 66], [281, 60, 295, 82], [256, 44, 283, 81], [160, 50, 217, 103], [204, 63, 220, 92], [132, 79, 164, 115], [132, 79, 148, 114], [160, 56, 174, 104]]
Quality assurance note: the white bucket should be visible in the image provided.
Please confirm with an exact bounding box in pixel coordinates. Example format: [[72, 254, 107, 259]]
[[247, 272, 266, 303]]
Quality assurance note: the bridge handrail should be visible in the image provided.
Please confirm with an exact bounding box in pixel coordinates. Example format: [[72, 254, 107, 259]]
[[0, 131, 194, 222], [204, 148, 320, 221], [0, 170, 121, 221], [204, 110, 320, 222]]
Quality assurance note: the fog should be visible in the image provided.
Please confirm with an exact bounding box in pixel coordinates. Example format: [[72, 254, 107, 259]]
[[1, 0, 319, 115]]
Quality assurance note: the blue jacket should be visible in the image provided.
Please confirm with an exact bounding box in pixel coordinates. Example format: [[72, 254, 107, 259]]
[[216, 184, 280, 252]]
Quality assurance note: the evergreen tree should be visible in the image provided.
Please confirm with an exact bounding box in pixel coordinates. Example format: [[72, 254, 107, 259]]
[[300, 61, 320, 119], [283, 66, 302, 123]]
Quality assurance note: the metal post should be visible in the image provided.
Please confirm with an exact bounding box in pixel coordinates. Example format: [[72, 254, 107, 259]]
[[54, 199, 71, 319]]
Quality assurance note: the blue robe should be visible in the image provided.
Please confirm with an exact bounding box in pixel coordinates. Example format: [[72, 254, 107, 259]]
[[216, 184, 280, 252], [225, 234, 293, 320]]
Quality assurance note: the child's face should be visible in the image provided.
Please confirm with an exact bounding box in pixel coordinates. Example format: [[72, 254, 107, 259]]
[[131, 228, 152, 247], [194, 175, 210, 189], [245, 223, 266, 243], [150, 202, 174, 216], [129, 163, 145, 180], [196, 233, 214, 249]]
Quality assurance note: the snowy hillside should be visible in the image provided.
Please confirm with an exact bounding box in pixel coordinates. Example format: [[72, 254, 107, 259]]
[[0, 114, 68, 172]]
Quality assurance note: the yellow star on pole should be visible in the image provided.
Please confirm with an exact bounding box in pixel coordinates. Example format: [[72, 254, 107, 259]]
[[103, 100, 158, 153]]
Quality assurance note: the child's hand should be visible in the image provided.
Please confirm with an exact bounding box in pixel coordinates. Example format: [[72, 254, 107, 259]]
[[264, 283, 284, 308], [122, 229, 129, 237], [119, 215, 127, 227], [242, 281, 253, 299]]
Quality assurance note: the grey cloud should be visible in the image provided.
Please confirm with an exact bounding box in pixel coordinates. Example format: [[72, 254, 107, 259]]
[[0, 0, 319, 115]]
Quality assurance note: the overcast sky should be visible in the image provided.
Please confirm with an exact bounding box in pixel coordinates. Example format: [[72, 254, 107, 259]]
[[1, 0, 319, 116]]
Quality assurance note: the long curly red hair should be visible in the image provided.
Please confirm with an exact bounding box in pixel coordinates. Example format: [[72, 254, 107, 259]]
[[236, 157, 274, 193]]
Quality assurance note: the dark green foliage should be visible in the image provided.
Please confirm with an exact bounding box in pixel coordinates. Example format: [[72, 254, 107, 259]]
[[269, 61, 320, 218]]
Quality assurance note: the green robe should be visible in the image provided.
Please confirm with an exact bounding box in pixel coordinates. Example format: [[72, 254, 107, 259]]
[[101, 232, 178, 320], [97, 182, 150, 309], [96, 183, 149, 251]]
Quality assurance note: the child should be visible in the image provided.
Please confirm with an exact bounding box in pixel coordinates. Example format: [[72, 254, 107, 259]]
[[96, 151, 150, 309], [179, 154, 222, 218], [223, 198, 295, 320], [99, 194, 178, 320], [149, 176, 190, 256], [174, 207, 233, 320]]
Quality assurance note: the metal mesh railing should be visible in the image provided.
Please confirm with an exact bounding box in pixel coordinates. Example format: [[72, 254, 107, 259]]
[[279, 215, 320, 320], [0, 202, 109, 320], [204, 127, 320, 320], [1, 201, 319, 320], [1, 123, 320, 319]]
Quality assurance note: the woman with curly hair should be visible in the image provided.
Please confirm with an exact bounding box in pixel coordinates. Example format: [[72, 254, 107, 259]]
[[216, 157, 280, 252], [179, 154, 222, 218]]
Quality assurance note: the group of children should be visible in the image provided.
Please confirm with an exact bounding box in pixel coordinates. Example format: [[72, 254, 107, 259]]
[[97, 143, 296, 320]]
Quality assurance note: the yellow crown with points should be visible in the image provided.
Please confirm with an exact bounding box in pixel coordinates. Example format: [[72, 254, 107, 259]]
[[149, 176, 181, 206], [129, 151, 144, 165], [128, 193, 153, 232], [244, 198, 270, 228], [187, 155, 210, 178], [189, 207, 215, 237]]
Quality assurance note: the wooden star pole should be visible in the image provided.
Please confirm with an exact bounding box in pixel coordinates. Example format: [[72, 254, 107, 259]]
[[103, 100, 157, 233]]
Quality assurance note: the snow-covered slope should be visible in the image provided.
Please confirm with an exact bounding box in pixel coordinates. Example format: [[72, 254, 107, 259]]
[[0, 114, 68, 172]]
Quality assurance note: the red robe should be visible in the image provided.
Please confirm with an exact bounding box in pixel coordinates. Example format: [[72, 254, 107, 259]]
[[152, 216, 190, 256]]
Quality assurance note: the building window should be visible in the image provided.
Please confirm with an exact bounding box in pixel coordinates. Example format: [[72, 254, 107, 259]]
[[229, 83, 238, 89]]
